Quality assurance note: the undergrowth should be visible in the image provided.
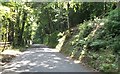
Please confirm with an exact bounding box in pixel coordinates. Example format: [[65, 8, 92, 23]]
[[58, 9, 119, 72]]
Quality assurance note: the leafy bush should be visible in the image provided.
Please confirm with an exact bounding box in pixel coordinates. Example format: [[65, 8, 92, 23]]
[[89, 40, 107, 50], [59, 9, 119, 72], [48, 31, 59, 48], [78, 21, 93, 38], [105, 9, 120, 37]]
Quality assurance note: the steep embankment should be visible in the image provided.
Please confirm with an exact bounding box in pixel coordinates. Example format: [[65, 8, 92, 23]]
[[56, 9, 119, 72]]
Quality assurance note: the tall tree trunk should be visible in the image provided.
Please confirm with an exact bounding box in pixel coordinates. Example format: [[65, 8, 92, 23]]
[[67, 2, 70, 32], [8, 19, 14, 44], [19, 9, 27, 46], [2, 22, 8, 52], [47, 11, 52, 34], [104, 2, 107, 13], [47, 11, 51, 45], [0, 24, 2, 41], [15, 7, 21, 46]]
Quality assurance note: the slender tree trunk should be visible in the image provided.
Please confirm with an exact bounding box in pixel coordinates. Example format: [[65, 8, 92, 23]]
[[46, 10, 52, 45], [47, 11, 52, 34], [67, 2, 70, 32], [8, 19, 14, 44], [15, 7, 21, 46], [2, 23, 8, 52], [0, 24, 2, 41], [19, 10, 27, 46], [104, 2, 107, 13]]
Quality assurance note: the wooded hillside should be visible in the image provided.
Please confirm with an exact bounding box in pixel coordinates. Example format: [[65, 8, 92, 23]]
[[0, 1, 119, 72]]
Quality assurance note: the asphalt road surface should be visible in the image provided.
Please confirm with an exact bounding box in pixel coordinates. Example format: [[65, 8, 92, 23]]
[[1, 44, 95, 73]]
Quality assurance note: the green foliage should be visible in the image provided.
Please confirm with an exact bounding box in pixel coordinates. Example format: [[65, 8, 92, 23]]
[[89, 40, 107, 50], [0, 2, 34, 46], [87, 49, 117, 72], [0, 2, 119, 72], [103, 9, 120, 55], [59, 8, 119, 72], [31, 2, 115, 48], [75, 10, 119, 71], [79, 21, 93, 38], [47, 32, 59, 48], [105, 9, 120, 36]]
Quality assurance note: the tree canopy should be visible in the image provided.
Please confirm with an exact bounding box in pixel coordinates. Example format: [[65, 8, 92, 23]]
[[0, 1, 119, 72]]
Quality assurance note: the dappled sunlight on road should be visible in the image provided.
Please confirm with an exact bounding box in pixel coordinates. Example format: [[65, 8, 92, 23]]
[[2, 45, 93, 72]]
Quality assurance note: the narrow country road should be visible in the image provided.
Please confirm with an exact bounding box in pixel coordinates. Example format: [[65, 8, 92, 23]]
[[2, 44, 95, 73]]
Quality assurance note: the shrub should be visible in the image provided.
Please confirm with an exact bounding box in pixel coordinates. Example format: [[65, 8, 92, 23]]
[[105, 9, 120, 37]]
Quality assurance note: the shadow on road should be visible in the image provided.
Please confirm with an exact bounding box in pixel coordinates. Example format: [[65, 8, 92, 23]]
[[2, 45, 95, 72]]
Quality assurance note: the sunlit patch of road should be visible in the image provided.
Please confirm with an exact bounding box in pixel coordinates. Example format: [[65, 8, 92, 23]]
[[2, 44, 94, 73]]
